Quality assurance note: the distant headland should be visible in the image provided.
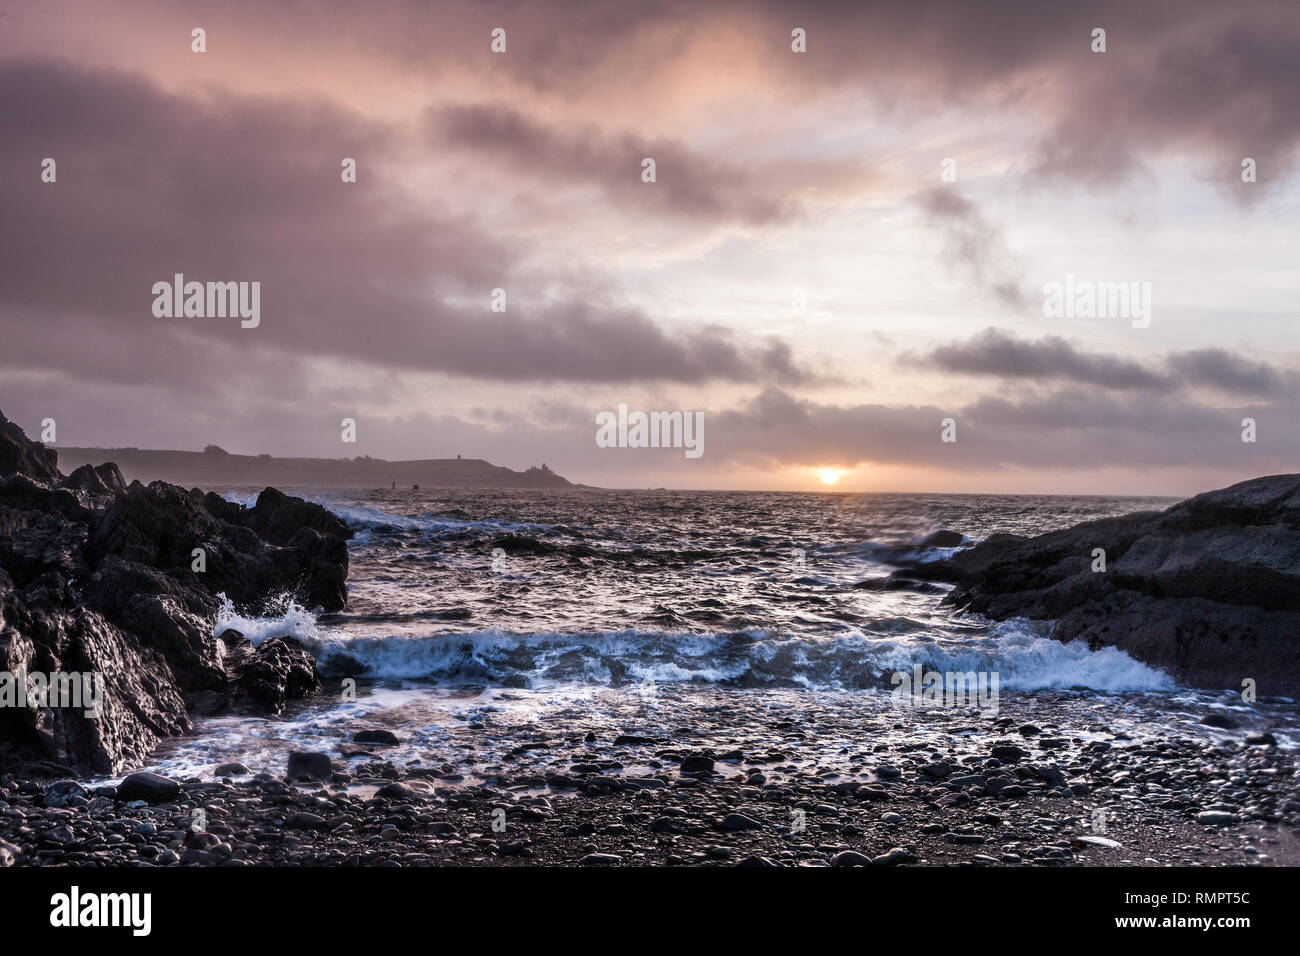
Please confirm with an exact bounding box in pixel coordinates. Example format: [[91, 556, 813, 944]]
[[55, 445, 580, 490]]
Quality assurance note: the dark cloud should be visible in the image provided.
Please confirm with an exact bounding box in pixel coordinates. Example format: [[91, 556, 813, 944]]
[[431, 103, 790, 226], [1167, 348, 1292, 397], [908, 329, 1293, 399], [372, 0, 1300, 192], [706, 386, 1297, 472], [909, 328, 1171, 391], [0, 60, 814, 388]]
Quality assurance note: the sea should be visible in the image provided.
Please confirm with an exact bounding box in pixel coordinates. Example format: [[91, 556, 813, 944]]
[[121, 488, 1300, 782]]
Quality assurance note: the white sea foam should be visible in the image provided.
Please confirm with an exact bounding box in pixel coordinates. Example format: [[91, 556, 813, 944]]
[[214, 592, 321, 647], [310, 621, 1175, 693]]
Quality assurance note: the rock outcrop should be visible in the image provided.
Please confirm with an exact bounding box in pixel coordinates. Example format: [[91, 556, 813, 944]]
[[0, 411, 352, 774], [892, 474, 1300, 695]]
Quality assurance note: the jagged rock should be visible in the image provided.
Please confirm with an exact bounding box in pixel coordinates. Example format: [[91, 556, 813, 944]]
[[227, 636, 320, 714], [63, 462, 126, 500], [0, 412, 59, 482], [0, 411, 351, 773], [901, 474, 1300, 695]]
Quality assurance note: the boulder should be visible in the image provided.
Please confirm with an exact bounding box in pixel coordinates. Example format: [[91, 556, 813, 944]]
[[0, 412, 59, 482], [287, 751, 333, 781], [904, 474, 1300, 695], [115, 771, 181, 804], [0, 410, 351, 773]]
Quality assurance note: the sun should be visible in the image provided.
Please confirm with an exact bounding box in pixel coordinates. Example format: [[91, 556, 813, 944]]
[[817, 468, 843, 486]]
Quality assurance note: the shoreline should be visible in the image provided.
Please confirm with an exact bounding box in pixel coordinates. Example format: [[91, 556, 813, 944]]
[[4, 684, 1296, 867]]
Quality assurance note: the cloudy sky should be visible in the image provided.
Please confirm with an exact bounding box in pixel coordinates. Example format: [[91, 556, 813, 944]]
[[1, 0, 1297, 493]]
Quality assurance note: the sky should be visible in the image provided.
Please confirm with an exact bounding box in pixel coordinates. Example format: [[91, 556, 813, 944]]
[[1, 0, 1297, 494]]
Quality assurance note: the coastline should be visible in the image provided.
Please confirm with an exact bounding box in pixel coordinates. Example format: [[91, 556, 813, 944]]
[[4, 683, 1296, 867]]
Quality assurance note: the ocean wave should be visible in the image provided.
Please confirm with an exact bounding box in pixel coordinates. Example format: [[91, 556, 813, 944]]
[[214, 592, 321, 647], [308, 620, 1176, 693]]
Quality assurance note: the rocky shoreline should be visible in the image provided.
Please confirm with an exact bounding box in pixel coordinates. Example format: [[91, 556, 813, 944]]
[[1, 684, 1296, 867], [4, 406, 1300, 868], [1, 410, 351, 774], [888, 474, 1300, 696]]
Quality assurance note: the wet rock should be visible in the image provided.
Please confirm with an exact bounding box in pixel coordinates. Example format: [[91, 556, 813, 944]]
[[873, 847, 914, 866], [830, 850, 874, 867], [920, 761, 954, 780], [320, 653, 370, 678], [115, 772, 180, 804], [990, 745, 1026, 763], [42, 779, 88, 808], [355, 730, 401, 746], [920, 530, 966, 549], [0, 412, 59, 481], [1200, 712, 1239, 730], [1196, 811, 1239, 825], [680, 754, 715, 775], [0, 411, 352, 774], [64, 463, 127, 500], [287, 752, 333, 781], [228, 636, 320, 715], [910, 473, 1300, 694], [374, 783, 418, 801]]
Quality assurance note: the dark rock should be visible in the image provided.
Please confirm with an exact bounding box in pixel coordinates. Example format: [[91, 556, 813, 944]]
[[227, 637, 320, 714], [213, 762, 250, 777], [285, 812, 326, 830], [1196, 811, 1239, 825], [920, 530, 966, 549], [680, 754, 715, 775], [0, 411, 352, 774], [0, 412, 59, 481], [374, 783, 417, 801], [286, 752, 333, 781], [42, 779, 89, 808], [830, 850, 874, 867], [320, 653, 370, 678], [115, 771, 180, 804], [1200, 713, 1239, 729], [991, 745, 1026, 763], [719, 813, 763, 831], [64, 463, 127, 500], [1035, 765, 1067, 786], [355, 730, 401, 746], [925, 474, 1300, 694]]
